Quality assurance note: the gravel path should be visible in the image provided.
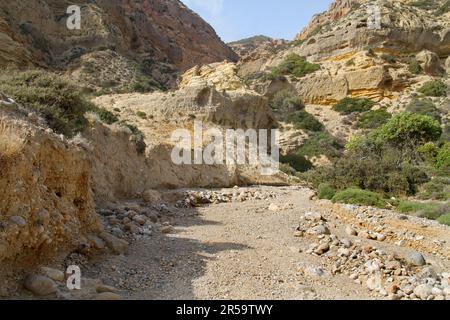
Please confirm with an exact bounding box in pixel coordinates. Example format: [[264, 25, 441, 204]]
[[83, 186, 450, 300]]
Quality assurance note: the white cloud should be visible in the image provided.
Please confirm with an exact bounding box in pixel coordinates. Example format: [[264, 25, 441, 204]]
[[183, 0, 224, 17]]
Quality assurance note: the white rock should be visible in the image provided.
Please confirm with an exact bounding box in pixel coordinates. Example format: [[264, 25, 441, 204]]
[[413, 284, 433, 300]]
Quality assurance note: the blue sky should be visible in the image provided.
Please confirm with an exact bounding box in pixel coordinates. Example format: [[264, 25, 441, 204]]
[[182, 0, 334, 43]]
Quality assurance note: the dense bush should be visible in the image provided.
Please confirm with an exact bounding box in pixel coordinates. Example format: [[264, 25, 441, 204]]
[[435, 143, 450, 174], [286, 110, 324, 132], [269, 54, 320, 79], [332, 188, 387, 208], [318, 183, 336, 200], [280, 153, 313, 173], [318, 113, 443, 196], [0, 70, 93, 137], [0, 69, 124, 137], [357, 109, 392, 129], [332, 98, 375, 115], [418, 80, 448, 97], [371, 113, 442, 154], [297, 132, 344, 160], [406, 99, 442, 123]]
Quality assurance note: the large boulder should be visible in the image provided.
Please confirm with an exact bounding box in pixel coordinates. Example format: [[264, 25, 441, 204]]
[[416, 50, 445, 76]]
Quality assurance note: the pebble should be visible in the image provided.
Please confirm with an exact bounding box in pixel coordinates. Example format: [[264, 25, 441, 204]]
[[309, 225, 330, 236], [9, 215, 26, 227], [413, 284, 433, 300], [345, 226, 357, 236], [314, 243, 330, 255], [406, 252, 426, 267], [24, 275, 57, 296], [268, 203, 280, 212], [40, 267, 65, 282], [304, 212, 323, 222], [99, 232, 129, 255]]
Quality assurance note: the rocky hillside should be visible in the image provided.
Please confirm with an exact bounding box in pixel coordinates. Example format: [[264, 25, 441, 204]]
[[0, 0, 237, 92]]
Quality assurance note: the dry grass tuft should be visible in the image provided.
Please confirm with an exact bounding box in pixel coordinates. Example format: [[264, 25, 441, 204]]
[[0, 120, 25, 159]]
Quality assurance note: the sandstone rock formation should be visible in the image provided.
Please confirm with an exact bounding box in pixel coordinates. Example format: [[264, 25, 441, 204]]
[[0, 107, 102, 285]]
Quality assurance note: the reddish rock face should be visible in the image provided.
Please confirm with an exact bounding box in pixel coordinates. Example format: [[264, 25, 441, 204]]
[[0, 0, 237, 81], [295, 0, 355, 41]]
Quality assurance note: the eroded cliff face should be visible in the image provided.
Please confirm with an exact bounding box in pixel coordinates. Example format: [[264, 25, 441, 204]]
[[0, 107, 102, 290], [237, 0, 450, 105], [0, 0, 237, 89]]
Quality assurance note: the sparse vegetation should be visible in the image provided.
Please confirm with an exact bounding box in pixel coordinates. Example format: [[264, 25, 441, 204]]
[[136, 111, 148, 119], [297, 132, 344, 160], [417, 80, 448, 97], [269, 90, 304, 112], [332, 188, 388, 209], [435, 0, 450, 15], [269, 54, 320, 79], [408, 59, 423, 75], [332, 97, 375, 115], [0, 70, 92, 137], [380, 54, 396, 64], [397, 200, 449, 221], [357, 109, 392, 129], [406, 99, 442, 122], [286, 110, 324, 132], [410, 0, 438, 10], [0, 121, 25, 160], [280, 153, 313, 173], [318, 183, 336, 200]]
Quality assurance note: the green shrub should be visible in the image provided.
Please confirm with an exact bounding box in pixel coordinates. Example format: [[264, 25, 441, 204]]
[[406, 99, 442, 122], [318, 183, 336, 200], [129, 78, 160, 93], [280, 154, 313, 173], [408, 59, 422, 74], [437, 213, 450, 226], [435, 0, 450, 15], [410, 0, 438, 10], [279, 163, 297, 176], [89, 105, 119, 125], [286, 110, 324, 132], [332, 97, 375, 115], [269, 54, 320, 79], [374, 112, 442, 150], [270, 90, 304, 112], [358, 110, 392, 129], [381, 54, 396, 64], [397, 200, 428, 213], [435, 143, 450, 174], [332, 188, 387, 208], [419, 177, 450, 200], [398, 200, 449, 220], [136, 111, 147, 119], [418, 80, 448, 97], [297, 132, 344, 160], [0, 70, 92, 137]]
